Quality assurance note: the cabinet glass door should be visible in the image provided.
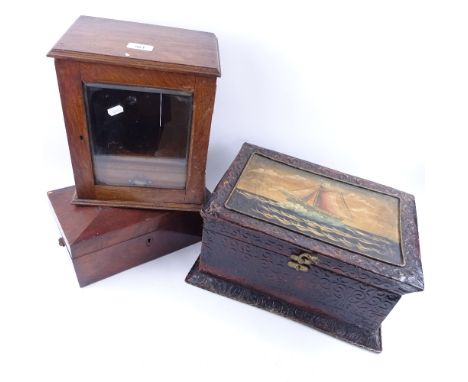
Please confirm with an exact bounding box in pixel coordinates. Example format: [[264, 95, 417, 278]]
[[84, 83, 192, 189]]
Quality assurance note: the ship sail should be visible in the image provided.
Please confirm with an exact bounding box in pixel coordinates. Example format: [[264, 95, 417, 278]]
[[288, 184, 352, 220], [289, 188, 316, 200]]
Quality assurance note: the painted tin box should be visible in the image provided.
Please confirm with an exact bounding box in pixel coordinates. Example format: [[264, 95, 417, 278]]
[[186, 143, 423, 351]]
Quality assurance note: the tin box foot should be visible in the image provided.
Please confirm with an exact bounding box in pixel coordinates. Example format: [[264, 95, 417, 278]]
[[185, 257, 382, 352]]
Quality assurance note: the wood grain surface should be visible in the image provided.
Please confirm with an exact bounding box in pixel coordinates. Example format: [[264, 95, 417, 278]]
[[48, 186, 203, 286], [48, 15, 221, 76], [49, 17, 219, 210]]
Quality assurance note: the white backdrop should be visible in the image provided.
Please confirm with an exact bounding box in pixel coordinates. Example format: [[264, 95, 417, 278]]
[[0, 1, 466, 381]]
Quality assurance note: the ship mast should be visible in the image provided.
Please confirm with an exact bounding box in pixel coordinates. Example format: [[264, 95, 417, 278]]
[[313, 184, 325, 208]]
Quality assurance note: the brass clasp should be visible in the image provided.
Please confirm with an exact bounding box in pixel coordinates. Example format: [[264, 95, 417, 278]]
[[287, 253, 318, 272]]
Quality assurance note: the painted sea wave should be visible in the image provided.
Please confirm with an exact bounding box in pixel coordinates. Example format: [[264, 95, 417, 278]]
[[227, 189, 402, 264]]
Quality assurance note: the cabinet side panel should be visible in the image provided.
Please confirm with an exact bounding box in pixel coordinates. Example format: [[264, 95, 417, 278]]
[[185, 76, 216, 203], [54, 59, 95, 198]]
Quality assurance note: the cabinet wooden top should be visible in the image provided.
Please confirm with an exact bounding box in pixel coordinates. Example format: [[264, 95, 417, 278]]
[[47, 16, 221, 77]]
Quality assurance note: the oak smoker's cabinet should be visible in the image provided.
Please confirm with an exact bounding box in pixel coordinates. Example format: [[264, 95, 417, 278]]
[[48, 16, 221, 210]]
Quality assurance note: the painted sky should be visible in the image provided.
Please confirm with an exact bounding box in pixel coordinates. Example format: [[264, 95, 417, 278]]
[[235, 154, 400, 243]]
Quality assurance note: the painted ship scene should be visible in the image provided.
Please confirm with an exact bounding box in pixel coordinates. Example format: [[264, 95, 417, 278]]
[[226, 154, 402, 265]]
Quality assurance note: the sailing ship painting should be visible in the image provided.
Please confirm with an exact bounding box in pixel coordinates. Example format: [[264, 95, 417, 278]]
[[287, 183, 353, 225], [225, 154, 402, 265]]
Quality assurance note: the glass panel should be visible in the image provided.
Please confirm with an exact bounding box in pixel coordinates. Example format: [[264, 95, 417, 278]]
[[84, 83, 192, 189], [225, 154, 403, 265]]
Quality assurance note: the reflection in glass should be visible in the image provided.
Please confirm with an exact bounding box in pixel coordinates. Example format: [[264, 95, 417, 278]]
[[84, 83, 192, 189]]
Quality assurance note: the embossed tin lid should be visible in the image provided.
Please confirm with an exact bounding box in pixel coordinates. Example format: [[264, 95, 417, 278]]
[[47, 16, 221, 77], [203, 143, 423, 295]]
